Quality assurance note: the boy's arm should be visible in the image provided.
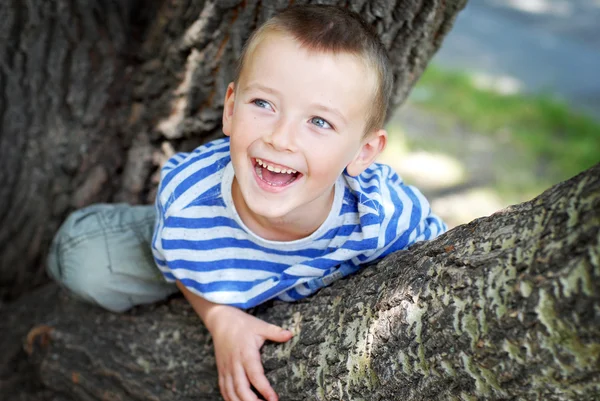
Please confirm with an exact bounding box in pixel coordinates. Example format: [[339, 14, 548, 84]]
[[176, 281, 293, 401]]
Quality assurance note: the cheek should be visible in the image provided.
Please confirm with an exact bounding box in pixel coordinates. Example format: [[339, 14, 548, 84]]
[[229, 136, 248, 164], [307, 138, 358, 165], [306, 151, 349, 183]]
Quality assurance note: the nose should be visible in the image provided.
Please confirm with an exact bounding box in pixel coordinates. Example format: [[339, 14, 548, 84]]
[[266, 117, 296, 152]]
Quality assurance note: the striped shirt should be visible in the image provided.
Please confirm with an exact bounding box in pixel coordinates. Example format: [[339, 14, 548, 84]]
[[152, 137, 446, 309]]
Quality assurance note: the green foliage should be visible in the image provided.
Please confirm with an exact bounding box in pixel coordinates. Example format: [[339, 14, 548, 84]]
[[411, 66, 600, 181]]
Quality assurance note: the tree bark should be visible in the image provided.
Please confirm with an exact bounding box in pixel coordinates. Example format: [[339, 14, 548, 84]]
[[0, 0, 467, 300], [0, 0, 162, 300], [2, 164, 598, 400]]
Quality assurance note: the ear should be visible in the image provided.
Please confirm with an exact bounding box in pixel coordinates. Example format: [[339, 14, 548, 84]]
[[346, 129, 387, 176], [222, 82, 236, 136]]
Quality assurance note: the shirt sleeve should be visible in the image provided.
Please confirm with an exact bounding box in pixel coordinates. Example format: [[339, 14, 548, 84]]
[[359, 168, 447, 263], [384, 183, 446, 259], [151, 152, 189, 282]]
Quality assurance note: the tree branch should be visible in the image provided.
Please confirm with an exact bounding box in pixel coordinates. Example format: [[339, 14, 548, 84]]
[[3, 164, 598, 400]]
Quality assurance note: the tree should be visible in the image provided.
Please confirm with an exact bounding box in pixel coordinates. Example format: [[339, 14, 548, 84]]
[[3, 0, 598, 400]]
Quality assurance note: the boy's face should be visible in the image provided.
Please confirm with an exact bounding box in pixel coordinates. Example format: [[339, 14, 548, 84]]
[[223, 32, 384, 225]]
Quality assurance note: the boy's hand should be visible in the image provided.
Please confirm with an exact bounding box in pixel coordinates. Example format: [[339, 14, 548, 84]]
[[175, 281, 293, 401], [209, 306, 293, 401]]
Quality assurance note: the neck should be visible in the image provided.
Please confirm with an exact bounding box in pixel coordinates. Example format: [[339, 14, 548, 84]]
[[232, 180, 335, 242]]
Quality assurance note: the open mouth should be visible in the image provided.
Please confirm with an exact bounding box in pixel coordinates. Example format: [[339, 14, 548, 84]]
[[253, 158, 302, 187]]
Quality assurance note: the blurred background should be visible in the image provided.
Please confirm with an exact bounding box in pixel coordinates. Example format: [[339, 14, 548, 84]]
[[381, 0, 600, 228]]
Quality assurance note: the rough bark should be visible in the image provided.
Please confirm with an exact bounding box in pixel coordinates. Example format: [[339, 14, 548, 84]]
[[0, 0, 467, 300], [2, 164, 598, 400], [0, 0, 163, 300]]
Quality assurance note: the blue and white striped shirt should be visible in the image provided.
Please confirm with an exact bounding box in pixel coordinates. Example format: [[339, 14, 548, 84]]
[[152, 137, 446, 309]]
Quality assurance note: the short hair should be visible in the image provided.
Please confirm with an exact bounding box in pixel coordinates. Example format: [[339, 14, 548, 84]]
[[234, 4, 394, 134]]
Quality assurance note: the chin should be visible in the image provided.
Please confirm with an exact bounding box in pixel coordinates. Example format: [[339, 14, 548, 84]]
[[247, 202, 292, 220]]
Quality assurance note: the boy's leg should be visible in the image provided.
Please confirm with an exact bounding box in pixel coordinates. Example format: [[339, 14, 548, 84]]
[[47, 203, 178, 312]]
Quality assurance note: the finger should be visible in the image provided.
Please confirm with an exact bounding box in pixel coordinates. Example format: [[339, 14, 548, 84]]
[[225, 374, 242, 401], [260, 323, 293, 343], [219, 373, 229, 401], [245, 351, 277, 401], [233, 362, 259, 401]]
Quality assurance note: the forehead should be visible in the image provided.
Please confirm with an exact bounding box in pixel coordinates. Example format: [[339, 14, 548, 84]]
[[239, 32, 378, 107]]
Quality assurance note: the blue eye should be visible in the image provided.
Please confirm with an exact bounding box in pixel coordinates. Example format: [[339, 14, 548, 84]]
[[310, 117, 332, 129], [253, 99, 271, 109]]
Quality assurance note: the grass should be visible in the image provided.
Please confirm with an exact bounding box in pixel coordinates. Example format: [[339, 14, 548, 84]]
[[409, 65, 600, 182]]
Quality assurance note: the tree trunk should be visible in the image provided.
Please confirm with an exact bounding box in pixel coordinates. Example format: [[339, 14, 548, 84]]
[[0, 0, 467, 301], [2, 164, 599, 400], [0, 0, 162, 300]]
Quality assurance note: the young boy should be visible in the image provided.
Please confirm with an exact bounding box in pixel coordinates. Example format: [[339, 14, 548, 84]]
[[48, 5, 446, 401]]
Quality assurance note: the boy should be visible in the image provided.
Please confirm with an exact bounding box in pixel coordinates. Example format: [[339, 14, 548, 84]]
[[48, 5, 446, 401]]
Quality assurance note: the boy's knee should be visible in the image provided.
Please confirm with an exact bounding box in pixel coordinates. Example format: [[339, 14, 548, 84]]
[[47, 203, 159, 312], [48, 249, 107, 308], [47, 205, 117, 309]]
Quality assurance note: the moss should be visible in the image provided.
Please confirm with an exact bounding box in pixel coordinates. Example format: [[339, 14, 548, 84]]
[[275, 311, 303, 360], [461, 353, 490, 395], [462, 313, 480, 350], [479, 365, 503, 394], [452, 297, 468, 335], [461, 352, 505, 397], [441, 359, 457, 377], [398, 350, 413, 376], [535, 289, 600, 374], [405, 301, 429, 372], [480, 241, 492, 254], [342, 318, 361, 349], [500, 235, 517, 250], [560, 260, 593, 297], [476, 277, 489, 336], [345, 305, 379, 391], [460, 393, 478, 401], [166, 359, 178, 371], [530, 366, 600, 397], [486, 262, 516, 319], [502, 339, 525, 364], [442, 286, 452, 306], [519, 280, 533, 298], [291, 363, 306, 387], [136, 356, 151, 374], [589, 245, 599, 273], [314, 311, 339, 393]]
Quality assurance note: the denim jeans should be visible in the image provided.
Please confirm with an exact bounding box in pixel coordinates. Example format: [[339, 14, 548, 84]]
[[47, 203, 177, 312]]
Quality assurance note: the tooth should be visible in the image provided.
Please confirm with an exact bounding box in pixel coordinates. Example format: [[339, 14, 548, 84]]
[[267, 165, 275, 172], [273, 167, 281, 173]]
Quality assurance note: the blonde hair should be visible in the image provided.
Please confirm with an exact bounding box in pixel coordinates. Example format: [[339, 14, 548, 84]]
[[234, 5, 393, 134]]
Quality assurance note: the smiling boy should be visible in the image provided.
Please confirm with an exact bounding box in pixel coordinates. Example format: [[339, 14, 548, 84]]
[[48, 5, 445, 401]]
